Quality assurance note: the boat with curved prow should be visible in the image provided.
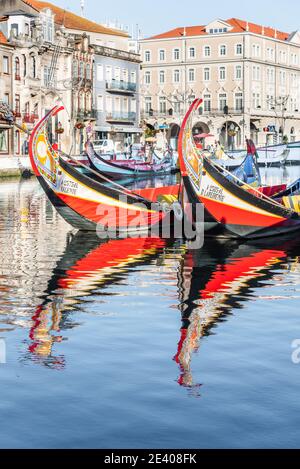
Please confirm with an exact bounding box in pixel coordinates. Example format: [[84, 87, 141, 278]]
[[85, 141, 174, 179], [178, 99, 300, 239], [29, 106, 181, 234]]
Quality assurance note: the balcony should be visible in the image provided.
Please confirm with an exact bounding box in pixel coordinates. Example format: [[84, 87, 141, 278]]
[[106, 79, 137, 94], [106, 112, 136, 123], [23, 113, 37, 124], [76, 109, 98, 120]]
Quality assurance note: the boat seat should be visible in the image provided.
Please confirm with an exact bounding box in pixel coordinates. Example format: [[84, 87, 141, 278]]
[[282, 195, 300, 213]]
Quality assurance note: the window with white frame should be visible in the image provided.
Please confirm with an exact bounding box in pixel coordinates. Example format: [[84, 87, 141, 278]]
[[173, 69, 180, 82], [219, 93, 227, 111], [106, 66, 112, 82], [267, 95, 274, 110], [204, 67, 210, 81], [188, 68, 195, 82], [97, 95, 103, 111], [145, 71, 151, 84], [131, 71, 136, 83], [189, 47, 196, 58], [267, 67, 275, 83], [145, 97, 152, 113], [159, 70, 165, 84], [144, 50, 151, 62], [267, 47, 274, 61], [159, 96, 167, 114], [203, 93, 211, 112], [96, 64, 103, 81], [219, 44, 226, 56], [159, 49, 165, 61], [252, 65, 261, 81], [280, 70, 286, 85], [219, 66, 226, 81], [252, 92, 261, 109], [235, 92, 243, 111], [204, 45, 211, 57], [252, 44, 261, 58], [173, 48, 180, 60], [236, 43, 243, 55], [235, 65, 242, 80]]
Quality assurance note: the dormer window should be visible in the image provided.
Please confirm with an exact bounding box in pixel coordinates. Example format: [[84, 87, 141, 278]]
[[11, 24, 19, 37], [209, 27, 227, 34]]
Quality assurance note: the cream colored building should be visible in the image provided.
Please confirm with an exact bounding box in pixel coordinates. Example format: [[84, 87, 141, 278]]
[[140, 18, 300, 149]]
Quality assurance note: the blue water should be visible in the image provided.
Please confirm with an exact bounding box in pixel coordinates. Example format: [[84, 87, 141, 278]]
[[0, 171, 300, 449]]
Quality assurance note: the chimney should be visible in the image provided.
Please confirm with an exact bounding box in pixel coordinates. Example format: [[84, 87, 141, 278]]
[[262, 26, 265, 35], [246, 22, 249, 32], [274, 29, 277, 39]]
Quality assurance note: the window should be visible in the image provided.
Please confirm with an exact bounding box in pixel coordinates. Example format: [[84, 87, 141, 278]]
[[235, 92, 243, 111], [267, 47, 274, 61], [97, 95, 103, 112], [31, 56, 36, 78], [14, 57, 20, 80], [159, 49, 165, 61], [280, 70, 286, 85], [173, 49, 180, 60], [189, 47, 195, 58], [252, 44, 261, 57], [173, 69, 180, 82], [159, 96, 167, 114], [15, 94, 20, 114], [114, 67, 120, 80], [96, 64, 103, 81], [24, 23, 30, 36], [252, 65, 261, 81], [11, 23, 18, 37], [236, 44, 243, 55], [252, 92, 261, 109], [3, 56, 9, 74], [267, 95, 274, 110], [145, 71, 151, 84], [106, 66, 112, 82], [23, 55, 26, 77], [235, 65, 242, 80], [188, 68, 195, 82], [131, 71, 136, 83], [86, 63, 91, 80], [219, 93, 227, 111], [0, 130, 9, 153], [43, 65, 51, 86], [219, 44, 226, 56], [122, 69, 128, 82], [145, 97, 152, 114], [203, 94, 211, 112], [144, 50, 151, 62], [219, 66, 226, 81], [204, 67, 210, 81], [159, 70, 165, 84], [79, 62, 84, 79], [41, 9, 54, 43], [267, 67, 275, 83], [204, 46, 211, 57], [3, 93, 9, 105]]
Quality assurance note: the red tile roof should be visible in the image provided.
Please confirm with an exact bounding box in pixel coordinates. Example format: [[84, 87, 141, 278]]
[[24, 0, 128, 37], [145, 18, 289, 41], [0, 31, 8, 44]]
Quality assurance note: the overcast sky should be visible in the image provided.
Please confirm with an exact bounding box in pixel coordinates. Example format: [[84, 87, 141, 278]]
[[54, 0, 300, 37]]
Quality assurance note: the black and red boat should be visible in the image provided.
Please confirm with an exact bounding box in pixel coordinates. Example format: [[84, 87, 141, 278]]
[[178, 99, 300, 239]]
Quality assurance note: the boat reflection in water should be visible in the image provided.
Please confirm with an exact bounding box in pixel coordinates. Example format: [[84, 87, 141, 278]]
[[175, 237, 300, 392], [26, 232, 169, 368]]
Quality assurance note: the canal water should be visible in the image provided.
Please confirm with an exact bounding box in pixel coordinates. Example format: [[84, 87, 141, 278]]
[[0, 168, 300, 449]]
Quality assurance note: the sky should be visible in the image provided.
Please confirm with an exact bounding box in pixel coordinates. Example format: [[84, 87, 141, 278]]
[[51, 0, 300, 38]]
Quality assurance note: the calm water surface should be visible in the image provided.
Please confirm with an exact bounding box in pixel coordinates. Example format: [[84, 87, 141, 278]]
[[1, 169, 300, 449]]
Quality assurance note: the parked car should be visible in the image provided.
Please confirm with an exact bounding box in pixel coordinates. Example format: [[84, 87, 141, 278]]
[[93, 139, 115, 154]]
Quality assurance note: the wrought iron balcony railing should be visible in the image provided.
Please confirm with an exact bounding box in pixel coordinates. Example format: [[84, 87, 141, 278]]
[[106, 80, 137, 93], [106, 112, 136, 122]]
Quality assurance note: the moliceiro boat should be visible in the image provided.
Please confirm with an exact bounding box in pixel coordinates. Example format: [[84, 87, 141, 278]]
[[29, 106, 183, 236], [178, 99, 300, 239], [85, 141, 174, 179]]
